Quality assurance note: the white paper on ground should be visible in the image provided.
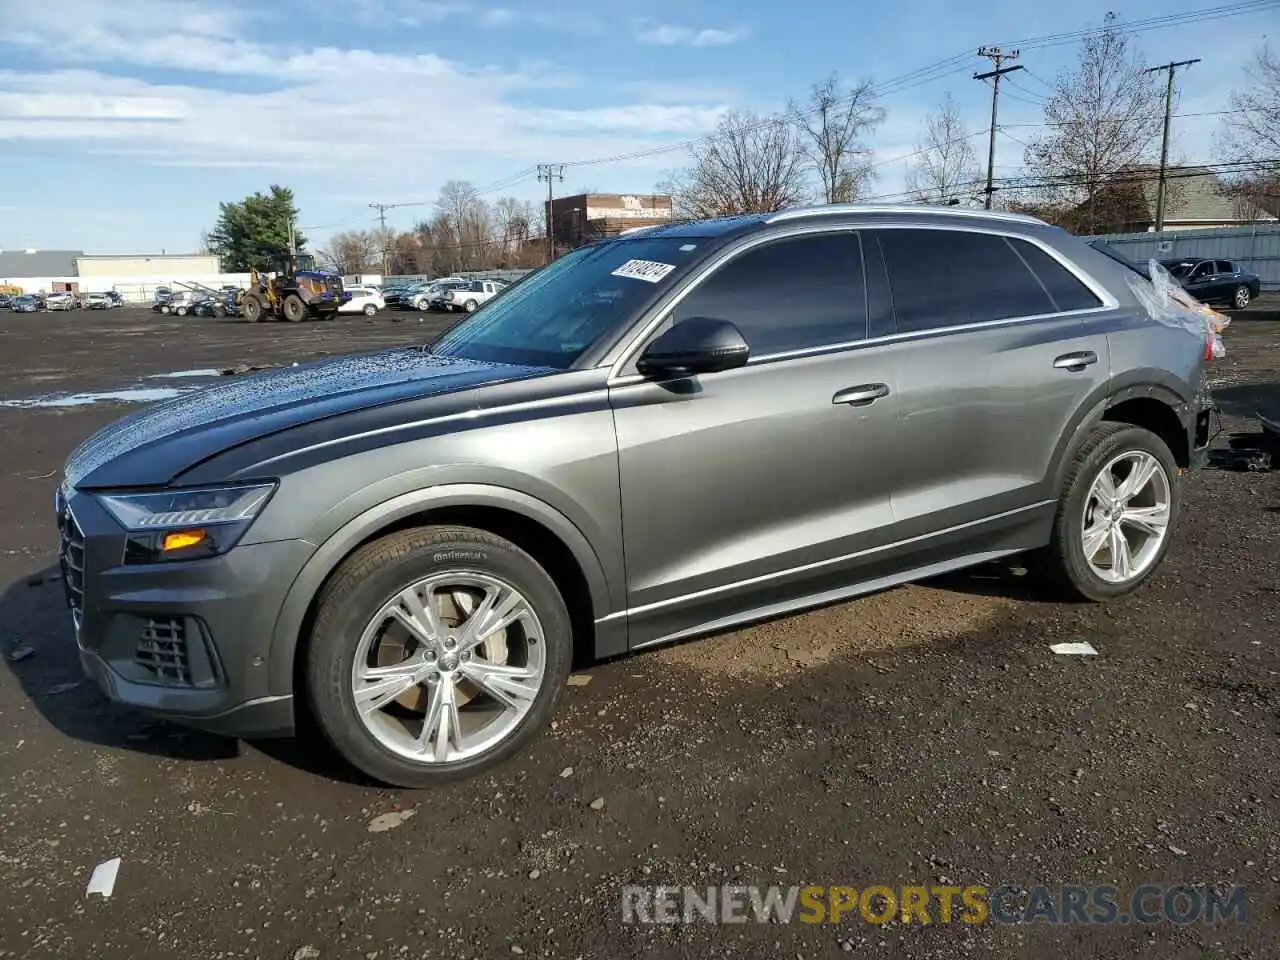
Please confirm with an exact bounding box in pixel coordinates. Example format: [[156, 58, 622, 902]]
[[1050, 642, 1099, 656], [86, 857, 121, 898]]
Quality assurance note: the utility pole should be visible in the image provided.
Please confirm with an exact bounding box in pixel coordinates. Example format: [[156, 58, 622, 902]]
[[537, 164, 565, 263], [287, 217, 296, 255], [974, 47, 1023, 210], [1144, 58, 1200, 232], [369, 200, 429, 277]]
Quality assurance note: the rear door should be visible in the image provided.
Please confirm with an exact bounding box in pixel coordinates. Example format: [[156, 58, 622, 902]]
[[610, 229, 902, 644], [870, 226, 1114, 536]]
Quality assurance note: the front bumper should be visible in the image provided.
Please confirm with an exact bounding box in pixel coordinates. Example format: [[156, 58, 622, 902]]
[[56, 488, 315, 738]]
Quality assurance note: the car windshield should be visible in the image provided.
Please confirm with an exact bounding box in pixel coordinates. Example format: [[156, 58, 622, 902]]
[[430, 237, 705, 369]]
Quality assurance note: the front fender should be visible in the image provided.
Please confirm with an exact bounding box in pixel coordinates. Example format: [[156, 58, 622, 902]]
[[266, 482, 619, 696]]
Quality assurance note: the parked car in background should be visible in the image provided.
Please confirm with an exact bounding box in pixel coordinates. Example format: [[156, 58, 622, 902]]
[[339, 286, 385, 316], [106, 291, 124, 308], [83, 293, 113, 310], [426, 279, 473, 311], [441, 279, 507, 313], [153, 291, 200, 316], [1159, 258, 1262, 310], [10, 295, 40, 313], [55, 205, 1215, 787], [0, 294, 11, 310], [45, 292, 77, 311]]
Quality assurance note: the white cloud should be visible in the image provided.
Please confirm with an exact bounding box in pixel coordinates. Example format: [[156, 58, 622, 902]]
[[480, 7, 519, 26], [634, 20, 750, 48], [0, 0, 731, 186]]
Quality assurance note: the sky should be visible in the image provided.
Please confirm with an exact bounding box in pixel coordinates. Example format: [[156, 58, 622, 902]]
[[0, 0, 1273, 253]]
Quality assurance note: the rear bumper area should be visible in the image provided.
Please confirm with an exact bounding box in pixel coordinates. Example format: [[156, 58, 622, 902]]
[[58, 490, 314, 738]]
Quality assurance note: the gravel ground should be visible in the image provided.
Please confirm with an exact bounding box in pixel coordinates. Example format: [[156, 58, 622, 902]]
[[0, 303, 1277, 959]]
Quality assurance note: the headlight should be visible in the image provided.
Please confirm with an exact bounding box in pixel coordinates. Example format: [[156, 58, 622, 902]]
[[97, 483, 275, 563]]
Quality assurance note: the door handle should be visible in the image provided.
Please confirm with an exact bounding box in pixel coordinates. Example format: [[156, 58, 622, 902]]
[[832, 383, 890, 406], [1053, 351, 1098, 371]]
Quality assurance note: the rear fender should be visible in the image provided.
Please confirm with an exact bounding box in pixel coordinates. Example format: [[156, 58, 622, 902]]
[[1049, 373, 1192, 494]]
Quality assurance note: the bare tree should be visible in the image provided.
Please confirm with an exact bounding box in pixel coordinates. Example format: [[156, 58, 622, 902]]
[[1022, 13, 1163, 234], [319, 229, 382, 274], [905, 93, 982, 205], [1219, 43, 1280, 220], [1223, 42, 1280, 162], [790, 74, 884, 203], [664, 111, 809, 218]]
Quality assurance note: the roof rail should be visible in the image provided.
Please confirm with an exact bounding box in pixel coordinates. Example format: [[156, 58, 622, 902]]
[[765, 203, 1046, 226]]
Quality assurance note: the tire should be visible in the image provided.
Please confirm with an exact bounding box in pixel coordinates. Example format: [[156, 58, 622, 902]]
[[305, 525, 573, 787], [1232, 285, 1251, 310], [242, 295, 263, 323], [282, 294, 307, 322], [1029, 422, 1180, 602], [463, 299, 478, 313], [363, 303, 378, 316], [175, 306, 188, 317], [159, 304, 171, 315]]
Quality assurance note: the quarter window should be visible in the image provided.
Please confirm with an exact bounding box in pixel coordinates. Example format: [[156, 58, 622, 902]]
[[1007, 238, 1103, 312], [876, 228, 1057, 333], [674, 232, 867, 354]]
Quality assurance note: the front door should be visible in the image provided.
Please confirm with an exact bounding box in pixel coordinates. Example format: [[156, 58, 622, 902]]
[[610, 230, 901, 646]]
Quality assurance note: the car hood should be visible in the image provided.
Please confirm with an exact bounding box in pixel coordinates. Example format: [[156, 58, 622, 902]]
[[63, 347, 555, 489]]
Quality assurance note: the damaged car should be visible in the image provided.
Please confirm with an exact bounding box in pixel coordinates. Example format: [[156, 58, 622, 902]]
[[56, 205, 1216, 787]]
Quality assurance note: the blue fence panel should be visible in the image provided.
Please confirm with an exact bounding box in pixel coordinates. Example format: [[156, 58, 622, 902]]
[[1092, 225, 1280, 291]]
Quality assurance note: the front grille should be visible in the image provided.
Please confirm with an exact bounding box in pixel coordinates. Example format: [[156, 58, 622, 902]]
[[135, 617, 191, 685], [57, 500, 85, 625]]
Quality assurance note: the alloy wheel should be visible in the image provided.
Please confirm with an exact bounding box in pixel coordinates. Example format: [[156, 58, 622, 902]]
[[1234, 286, 1250, 309], [350, 572, 545, 764], [1080, 450, 1172, 584]]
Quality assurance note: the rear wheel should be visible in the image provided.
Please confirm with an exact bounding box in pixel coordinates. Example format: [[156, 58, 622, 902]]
[[463, 299, 478, 313], [1232, 285, 1251, 310], [363, 303, 378, 316], [282, 294, 307, 322], [1029, 422, 1179, 601], [242, 294, 263, 323], [159, 304, 171, 315], [305, 525, 572, 787], [175, 306, 188, 316]]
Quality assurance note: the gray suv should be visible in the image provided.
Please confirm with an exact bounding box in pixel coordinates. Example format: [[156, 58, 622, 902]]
[[56, 206, 1213, 786]]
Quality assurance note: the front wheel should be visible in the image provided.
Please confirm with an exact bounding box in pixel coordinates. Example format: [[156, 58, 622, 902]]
[[463, 299, 478, 313], [282, 294, 307, 322], [305, 526, 573, 787], [1029, 422, 1179, 602], [1232, 285, 1251, 310], [363, 303, 378, 316], [159, 304, 171, 315], [241, 294, 263, 323], [175, 306, 188, 316]]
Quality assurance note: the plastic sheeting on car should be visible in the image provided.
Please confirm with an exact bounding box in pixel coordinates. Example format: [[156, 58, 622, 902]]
[[1126, 258, 1230, 358]]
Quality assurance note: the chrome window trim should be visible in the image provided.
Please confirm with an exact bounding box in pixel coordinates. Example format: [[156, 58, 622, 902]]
[[603, 221, 1118, 386]]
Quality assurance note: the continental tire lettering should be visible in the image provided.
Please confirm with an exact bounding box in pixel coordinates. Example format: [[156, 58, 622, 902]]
[[433, 551, 488, 563]]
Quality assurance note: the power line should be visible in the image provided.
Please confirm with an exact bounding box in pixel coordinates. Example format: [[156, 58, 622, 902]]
[[1144, 58, 1201, 230], [975, 47, 1023, 209], [536, 163, 565, 264]]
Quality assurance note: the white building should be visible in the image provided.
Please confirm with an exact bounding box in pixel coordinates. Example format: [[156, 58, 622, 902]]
[[0, 248, 245, 301]]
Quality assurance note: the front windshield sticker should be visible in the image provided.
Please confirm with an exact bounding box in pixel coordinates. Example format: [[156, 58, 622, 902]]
[[611, 259, 677, 283]]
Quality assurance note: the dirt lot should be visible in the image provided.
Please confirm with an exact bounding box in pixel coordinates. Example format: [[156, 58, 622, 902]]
[[1, 304, 1278, 959]]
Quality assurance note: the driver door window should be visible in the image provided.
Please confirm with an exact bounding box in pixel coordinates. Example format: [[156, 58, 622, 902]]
[[671, 232, 867, 356]]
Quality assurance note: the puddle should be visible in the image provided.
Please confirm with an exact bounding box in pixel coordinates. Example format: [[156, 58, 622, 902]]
[[0, 387, 195, 408], [147, 369, 222, 380]]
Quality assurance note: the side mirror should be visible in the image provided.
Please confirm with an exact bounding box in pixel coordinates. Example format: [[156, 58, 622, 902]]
[[636, 317, 750, 378]]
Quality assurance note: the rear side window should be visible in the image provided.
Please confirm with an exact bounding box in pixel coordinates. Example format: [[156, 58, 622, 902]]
[[1007, 239, 1103, 312], [1216, 261, 1235, 274], [875, 229, 1055, 333], [674, 232, 867, 354]]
